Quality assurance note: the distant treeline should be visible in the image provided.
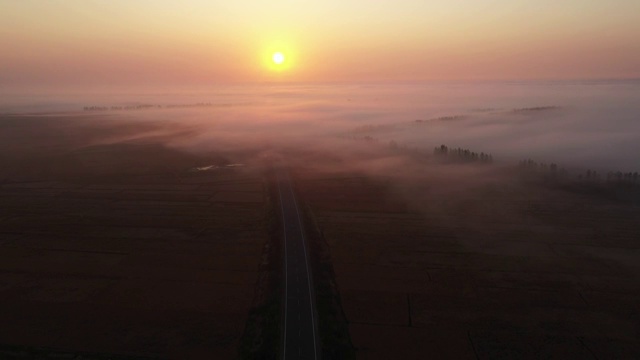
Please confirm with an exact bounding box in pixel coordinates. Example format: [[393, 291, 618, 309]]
[[350, 136, 638, 189], [433, 144, 493, 164], [414, 115, 465, 124], [83, 103, 215, 111], [518, 159, 565, 175], [603, 171, 640, 183], [519, 158, 639, 185], [512, 106, 559, 113], [350, 137, 495, 164]]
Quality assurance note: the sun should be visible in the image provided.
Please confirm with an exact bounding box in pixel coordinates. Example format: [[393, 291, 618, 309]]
[[272, 52, 285, 65], [262, 46, 293, 74]]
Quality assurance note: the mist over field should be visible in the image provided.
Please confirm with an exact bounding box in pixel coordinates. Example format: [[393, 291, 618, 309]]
[[3, 81, 639, 173], [3, 1, 640, 358]]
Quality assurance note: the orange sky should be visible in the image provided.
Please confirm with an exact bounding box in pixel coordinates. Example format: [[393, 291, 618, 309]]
[[1, 1, 639, 88]]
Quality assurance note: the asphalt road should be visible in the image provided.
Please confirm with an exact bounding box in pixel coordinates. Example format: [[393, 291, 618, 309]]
[[277, 171, 321, 360]]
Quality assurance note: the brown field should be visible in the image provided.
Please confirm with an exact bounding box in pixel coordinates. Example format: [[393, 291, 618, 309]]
[[2, 112, 640, 359], [0, 115, 269, 359], [294, 156, 640, 359]]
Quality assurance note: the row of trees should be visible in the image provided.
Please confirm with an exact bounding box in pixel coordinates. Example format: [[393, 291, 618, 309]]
[[433, 145, 493, 164], [604, 171, 640, 183], [355, 137, 638, 187], [83, 106, 109, 111], [576, 169, 639, 183], [83, 104, 158, 111], [512, 106, 558, 113], [518, 159, 563, 173], [165, 102, 214, 109], [83, 103, 215, 112], [519, 159, 640, 185], [414, 115, 465, 124]]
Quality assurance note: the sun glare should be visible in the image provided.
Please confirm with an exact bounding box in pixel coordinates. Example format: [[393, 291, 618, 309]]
[[262, 43, 295, 74], [272, 52, 285, 65]]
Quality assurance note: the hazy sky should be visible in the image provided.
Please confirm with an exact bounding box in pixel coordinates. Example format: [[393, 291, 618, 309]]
[[1, 1, 639, 87]]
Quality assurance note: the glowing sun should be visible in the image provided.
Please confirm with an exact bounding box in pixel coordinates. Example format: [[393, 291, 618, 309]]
[[272, 52, 285, 65]]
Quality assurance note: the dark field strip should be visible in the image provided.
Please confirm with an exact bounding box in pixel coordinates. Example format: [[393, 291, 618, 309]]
[[0, 174, 269, 358], [0, 343, 165, 360], [295, 169, 640, 359]]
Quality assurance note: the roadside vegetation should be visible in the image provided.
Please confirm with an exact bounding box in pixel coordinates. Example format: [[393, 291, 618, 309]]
[[297, 189, 356, 359], [238, 169, 282, 360]]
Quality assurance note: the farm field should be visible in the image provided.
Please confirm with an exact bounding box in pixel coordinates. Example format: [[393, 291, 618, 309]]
[[294, 162, 640, 359], [0, 115, 269, 359], [2, 112, 640, 359]]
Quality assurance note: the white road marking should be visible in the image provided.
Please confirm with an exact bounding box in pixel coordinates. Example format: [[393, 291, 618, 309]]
[[288, 174, 319, 360], [279, 170, 320, 360]]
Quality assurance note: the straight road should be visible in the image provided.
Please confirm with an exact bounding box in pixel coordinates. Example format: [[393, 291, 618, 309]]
[[277, 170, 321, 360]]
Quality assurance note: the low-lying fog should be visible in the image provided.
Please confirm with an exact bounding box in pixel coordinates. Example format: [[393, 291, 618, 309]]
[[2, 80, 639, 172]]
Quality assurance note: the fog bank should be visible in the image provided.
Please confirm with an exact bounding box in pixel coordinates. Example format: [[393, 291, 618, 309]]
[[2, 81, 639, 172]]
